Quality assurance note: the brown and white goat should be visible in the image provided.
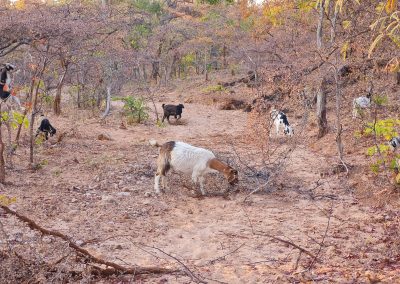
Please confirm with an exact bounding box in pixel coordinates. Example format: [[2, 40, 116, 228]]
[[150, 140, 238, 195]]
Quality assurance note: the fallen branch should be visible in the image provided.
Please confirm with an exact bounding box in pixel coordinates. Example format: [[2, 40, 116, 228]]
[[137, 243, 207, 284], [0, 205, 179, 276], [242, 206, 316, 259]]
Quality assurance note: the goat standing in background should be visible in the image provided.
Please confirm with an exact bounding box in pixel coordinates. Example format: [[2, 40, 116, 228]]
[[150, 139, 238, 195], [162, 103, 184, 123], [270, 109, 294, 136], [352, 93, 372, 119], [36, 115, 57, 140]]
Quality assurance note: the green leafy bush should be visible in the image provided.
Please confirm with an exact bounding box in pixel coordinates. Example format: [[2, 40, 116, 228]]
[[202, 84, 226, 94], [115, 96, 150, 124], [358, 118, 400, 175]]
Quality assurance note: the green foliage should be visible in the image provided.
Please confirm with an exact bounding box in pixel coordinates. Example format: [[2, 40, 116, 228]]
[[373, 94, 389, 106], [181, 53, 196, 67], [240, 16, 255, 32], [359, 117, 400, 176], [40, 93, 54, 107], [202, 84, 226, 93], [0, 195, 16, 206], [1, 111, 29, 129], [129, 24, 152, 50], [156, 120, 166, 128], [263, 5, 285, 27], [201, 10, 221, 22], [199, 0, 234, 5], [297, 0, 316, 12], [363, 118, 400, 140], [114, 96, 149, 124], [131, 0, 164, 15]]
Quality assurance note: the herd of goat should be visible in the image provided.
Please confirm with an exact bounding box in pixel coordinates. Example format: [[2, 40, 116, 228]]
[[28, 91, 400, 196]]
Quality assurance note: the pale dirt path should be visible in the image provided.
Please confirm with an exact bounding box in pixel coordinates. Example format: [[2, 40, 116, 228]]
[[2, 94, 398, 283]]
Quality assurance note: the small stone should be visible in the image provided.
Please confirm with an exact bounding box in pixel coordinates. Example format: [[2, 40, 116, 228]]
[[98, 133, 112, 141], [144, 191, 152, 197], [188, 209, 193, 214], [116, 192, 130, 197]]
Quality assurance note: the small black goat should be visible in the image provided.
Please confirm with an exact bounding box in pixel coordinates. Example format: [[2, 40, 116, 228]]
[[162, 103, 184, 123], [36, 115, 57, 140]]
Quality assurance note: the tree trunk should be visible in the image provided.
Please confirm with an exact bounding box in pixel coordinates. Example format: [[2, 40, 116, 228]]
[[101, 85, 112, 119], [195, 51, 200, 75], [54, 66, 68, 116], [204, 48, 209, 81], [397, 71, 400, 85], [142, 64, 147, 81], [334, 69, 344, 162], [317, 0, 325, 49], [223, 44, 227, 69], [330, 1, 338, 44], [0, 123, 5, 183], [29, 80, 41, 166], [151, 61, 160, 83], [317, 79, 328, 138]]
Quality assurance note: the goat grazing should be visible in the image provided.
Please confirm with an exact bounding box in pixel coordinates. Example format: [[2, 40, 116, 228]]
[[270, 109, 294, 136], [36, 115, 57, 140], [162, 103, 184, 123], [150, 139, 238, 195], [352, 93, 372, 119]]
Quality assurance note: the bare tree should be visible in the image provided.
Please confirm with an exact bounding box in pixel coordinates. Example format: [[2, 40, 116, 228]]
[[317, 77, 328, 138]]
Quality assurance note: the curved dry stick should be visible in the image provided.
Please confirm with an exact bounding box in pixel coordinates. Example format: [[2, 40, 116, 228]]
[[0, 205, 179, 276]]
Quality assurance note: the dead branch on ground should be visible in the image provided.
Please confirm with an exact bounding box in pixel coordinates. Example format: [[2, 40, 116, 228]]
[[0, 205, 180, 277], [241, 206, 316, 259]]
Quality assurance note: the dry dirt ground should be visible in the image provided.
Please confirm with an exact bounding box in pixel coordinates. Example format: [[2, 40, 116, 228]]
[[1, 90, 400, 283]]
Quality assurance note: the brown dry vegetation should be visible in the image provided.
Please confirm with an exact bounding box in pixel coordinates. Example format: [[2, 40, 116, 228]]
[[1, 0, 400, 283]]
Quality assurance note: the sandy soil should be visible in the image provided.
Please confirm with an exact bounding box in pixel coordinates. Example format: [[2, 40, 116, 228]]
[[1, 89, 399, 283]]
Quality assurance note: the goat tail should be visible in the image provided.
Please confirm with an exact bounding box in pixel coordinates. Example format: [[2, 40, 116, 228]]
[[162, 103, 165, 109], [149, 139, 161, 147]]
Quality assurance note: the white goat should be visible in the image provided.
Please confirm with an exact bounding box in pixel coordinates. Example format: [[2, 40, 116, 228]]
[[352, 93, 372, 119], [150, 140, 238, 195], [270, 109, 294, 136]]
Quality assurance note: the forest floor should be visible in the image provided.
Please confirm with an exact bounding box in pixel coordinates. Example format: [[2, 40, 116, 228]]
[[1, 80, 400, 283]]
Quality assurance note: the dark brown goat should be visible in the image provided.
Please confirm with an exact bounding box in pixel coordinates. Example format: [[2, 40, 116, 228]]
[[162, 103, 184, 123]]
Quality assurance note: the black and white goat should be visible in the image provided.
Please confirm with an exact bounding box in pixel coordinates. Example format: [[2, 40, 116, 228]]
[[352, 93, 372, 119], [161, 103, 184, 123], [389, 137, 400, 151], [150, 139, 238, 195], [270, 109, 294, 136], [35, 115, 57, 140]]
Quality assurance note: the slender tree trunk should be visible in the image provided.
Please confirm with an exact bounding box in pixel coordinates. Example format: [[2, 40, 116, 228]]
[[204, 48, 209, 81], [15, 65, 39, 145], [223, 44, 227, 69], [334, 68, 344, 162], [195, 51, 200, 75], [317, 0, 325, 49], [397, 71, 400, 85], [77, 73, 82, 109], [54, 66, 68, 115], [317, 78, 328, 138], [30, 80, 41, 166], [0, 122, 5, 183], [330, 2, 338, 43], [142, 64, 147, 81], [101, 85, 112, 119]]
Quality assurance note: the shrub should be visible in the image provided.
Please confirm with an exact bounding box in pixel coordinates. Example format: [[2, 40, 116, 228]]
[[114, 96, 150, 124]]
